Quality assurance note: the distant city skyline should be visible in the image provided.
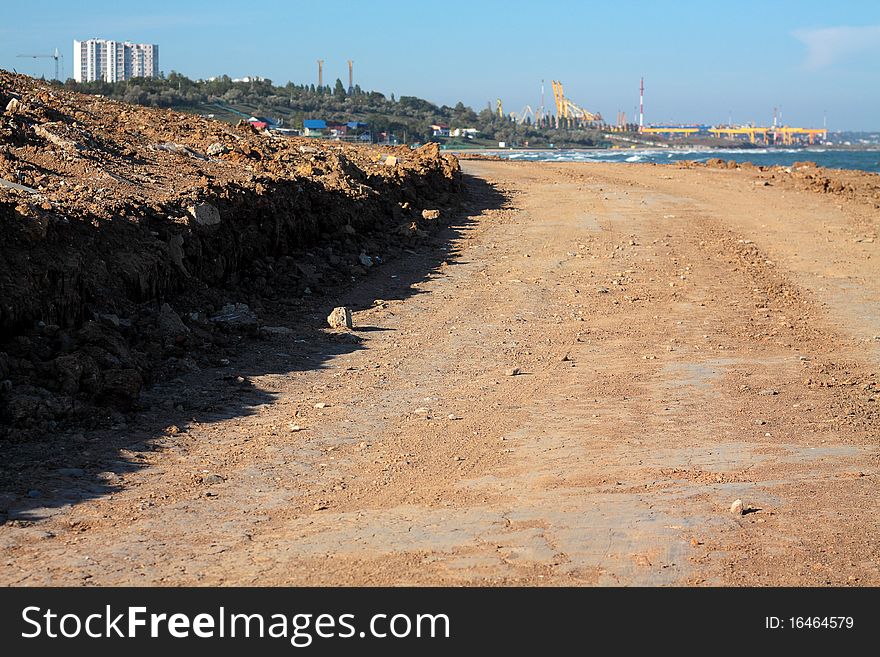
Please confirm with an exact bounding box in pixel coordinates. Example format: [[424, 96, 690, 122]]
[[1, 0, 879, 130]]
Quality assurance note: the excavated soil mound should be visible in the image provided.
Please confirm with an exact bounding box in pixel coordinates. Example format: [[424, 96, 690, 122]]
[[0, 71, 461, 436]]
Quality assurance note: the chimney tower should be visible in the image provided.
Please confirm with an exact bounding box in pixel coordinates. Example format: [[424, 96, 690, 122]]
[[639, 77, 644, 131]]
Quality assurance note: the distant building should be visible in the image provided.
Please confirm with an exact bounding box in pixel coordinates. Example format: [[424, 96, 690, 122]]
[[327, 122, 348, 138], [73, 39, 158, 83], [451, 127, 479, 138], [303, 119, 327, 136], [430, 124, 450, 137], [248, 116, 276, 130]]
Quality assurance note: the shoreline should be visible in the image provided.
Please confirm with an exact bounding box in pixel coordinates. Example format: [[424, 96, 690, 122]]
[[450, 146, 880, 174]]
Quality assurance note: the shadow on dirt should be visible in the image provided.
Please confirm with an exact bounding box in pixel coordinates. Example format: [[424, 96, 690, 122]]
[[0, 172, 508, 523]]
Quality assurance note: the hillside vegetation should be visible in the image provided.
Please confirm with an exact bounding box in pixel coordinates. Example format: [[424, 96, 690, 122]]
[[62, 72, 609, 148]]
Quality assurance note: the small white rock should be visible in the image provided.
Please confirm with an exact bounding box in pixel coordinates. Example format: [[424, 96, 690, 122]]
[[730, 499, 744, 515], [327, 306, 353, 329]]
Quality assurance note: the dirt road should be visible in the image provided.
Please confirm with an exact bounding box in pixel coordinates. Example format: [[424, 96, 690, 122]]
[[2, 160, 878, 586]]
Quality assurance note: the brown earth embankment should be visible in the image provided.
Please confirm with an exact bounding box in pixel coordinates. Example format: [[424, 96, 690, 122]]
[[0, 71, 461, 435]]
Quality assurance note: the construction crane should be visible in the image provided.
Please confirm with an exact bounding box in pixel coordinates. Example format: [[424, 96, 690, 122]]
[[347, 60, 354, 93], [551, 80, 602, 125], [17, 48, 63, 80], [496, 98, 504, 119], [317, 59, 324, 88]]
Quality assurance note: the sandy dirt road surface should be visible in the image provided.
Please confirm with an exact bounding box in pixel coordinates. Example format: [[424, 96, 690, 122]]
[[2, 160, 878, 586]]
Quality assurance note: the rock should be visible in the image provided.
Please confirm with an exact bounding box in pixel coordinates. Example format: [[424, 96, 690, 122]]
[[422, 209, 441, 220], [187, 202, 222, 226], [27, 489, 41, 498], [97, 313, 121, 328], [341, 224, 356, 235], [295, 262, 319, 281], [597, 286, 610, 293], [158, 302, 189, 336], [202, 473, 226, 485], [54, 354, 85, 395], [77, 321, 130, 361], [505, 367, 521, 376], [758, 388, 779, 396], [210, 303, 258, 329], [327, 306, 353, 329], [154, 142, 207, 159], [206, 141, 228, 156], [397, 222, 418, 236], [5, 98, 21, 114], [314, 402, 328, 409], [56, 468, 85, 477], [288, 423, 302, 432], [167, 233, 189, 277], [33, 124, 79, 151], [383, 155, 399, 166], [358, 253, 373, 267], [730, 499, 744, 515], [312, 503, 328, 511], [447, 414, 459, 420], [100, 368, 143, 406]]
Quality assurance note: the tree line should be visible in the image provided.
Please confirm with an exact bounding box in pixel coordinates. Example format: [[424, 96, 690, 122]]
[[59, 72, 607, 147]]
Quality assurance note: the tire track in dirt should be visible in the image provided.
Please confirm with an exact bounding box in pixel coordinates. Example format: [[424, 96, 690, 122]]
[[2, 161, 878, 586]]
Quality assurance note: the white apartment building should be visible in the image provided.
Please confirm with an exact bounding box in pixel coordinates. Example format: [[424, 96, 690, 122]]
[[73, 39, 159, 83]]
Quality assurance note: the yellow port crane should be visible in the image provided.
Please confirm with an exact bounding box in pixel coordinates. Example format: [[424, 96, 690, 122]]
[[551, 80, 602, 125], [497, 98, 504, 118], [708, 126, 827, 145]]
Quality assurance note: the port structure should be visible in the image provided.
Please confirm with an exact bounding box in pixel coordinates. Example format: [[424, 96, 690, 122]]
[[640, 124, 828, 145], [551, 80, 602, 126], [709, 126, 827, 145], [640, 126, 704, 137], [516, 105, 534, 125]]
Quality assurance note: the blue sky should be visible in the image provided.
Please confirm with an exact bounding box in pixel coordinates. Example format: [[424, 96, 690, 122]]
[[2, 0, 879, 130]]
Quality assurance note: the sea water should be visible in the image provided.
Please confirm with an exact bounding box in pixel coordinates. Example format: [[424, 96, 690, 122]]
[[497, 148, 880, 173]]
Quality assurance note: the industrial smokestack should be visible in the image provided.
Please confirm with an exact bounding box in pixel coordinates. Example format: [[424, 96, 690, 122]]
[[639, 77, 644, 131]]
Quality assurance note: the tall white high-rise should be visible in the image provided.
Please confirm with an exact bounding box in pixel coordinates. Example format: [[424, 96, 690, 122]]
[[73, 39, 159, 83]]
